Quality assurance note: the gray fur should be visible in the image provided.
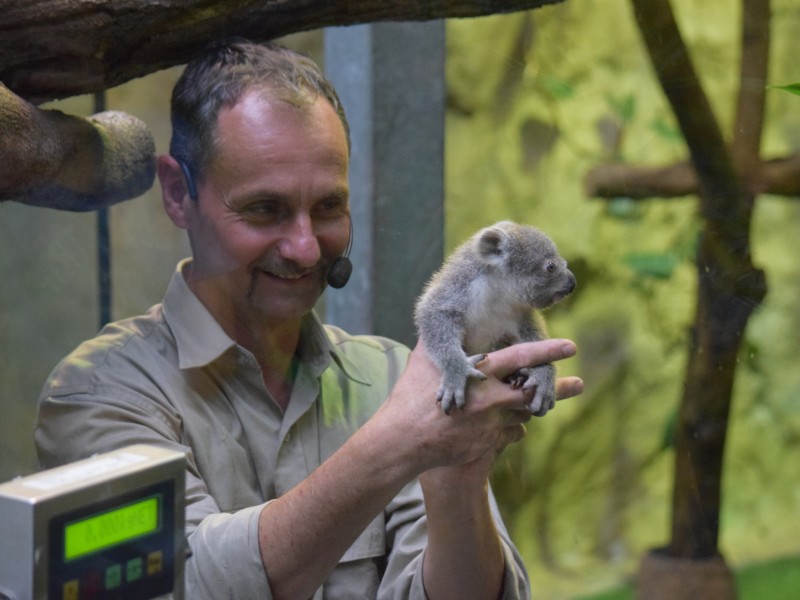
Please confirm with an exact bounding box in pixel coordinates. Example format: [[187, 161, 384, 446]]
[[414, 221, 576, 415]]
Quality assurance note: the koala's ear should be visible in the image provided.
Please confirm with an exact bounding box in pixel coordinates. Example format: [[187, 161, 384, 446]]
[[475, 225, 510, 266]]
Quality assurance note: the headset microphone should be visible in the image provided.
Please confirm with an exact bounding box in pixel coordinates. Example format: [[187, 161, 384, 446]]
[[326, 256, 352, 289], [326, 217, 353, 289]]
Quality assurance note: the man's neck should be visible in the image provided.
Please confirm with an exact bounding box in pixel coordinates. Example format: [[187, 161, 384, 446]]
[[231, 318, 303, 413]]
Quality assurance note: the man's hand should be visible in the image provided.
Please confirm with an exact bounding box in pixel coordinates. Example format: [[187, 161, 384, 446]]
[[377, 338, 583, 474]]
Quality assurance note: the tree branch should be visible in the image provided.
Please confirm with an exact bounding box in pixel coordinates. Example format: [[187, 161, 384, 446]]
[[0, 0, 563, 210], [732, 0, 770, 165], [0, 83, 154, 210], [0, 0, 563, 104], [584, 162, 697, 199], [629, 0, 742, 219], [584, 154, 800, 199]]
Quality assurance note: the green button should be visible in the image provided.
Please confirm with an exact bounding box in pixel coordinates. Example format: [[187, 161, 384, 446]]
[[127, 556, 144, 582], [105, 564, 122, 589]]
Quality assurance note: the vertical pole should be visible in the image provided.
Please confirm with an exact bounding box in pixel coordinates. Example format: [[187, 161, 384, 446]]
[[324, 21, 445, 347], [94, 91, 112, 329]]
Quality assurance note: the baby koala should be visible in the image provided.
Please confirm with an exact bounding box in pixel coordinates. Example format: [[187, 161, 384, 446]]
[[414, 221, 576, 415]]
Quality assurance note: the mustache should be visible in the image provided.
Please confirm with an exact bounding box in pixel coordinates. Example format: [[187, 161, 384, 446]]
[[246, 257, 328, 300], [255, 257, 327, 278]]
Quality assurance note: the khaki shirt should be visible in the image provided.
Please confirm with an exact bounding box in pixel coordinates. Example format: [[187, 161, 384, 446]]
[[35, 260, 530, 599]]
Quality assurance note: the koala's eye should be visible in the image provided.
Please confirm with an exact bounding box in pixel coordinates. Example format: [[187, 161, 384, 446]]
[[545, 261, 556, 273]]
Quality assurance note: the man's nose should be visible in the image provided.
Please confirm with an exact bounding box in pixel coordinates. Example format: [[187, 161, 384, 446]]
[[281, 216, 322, 267]]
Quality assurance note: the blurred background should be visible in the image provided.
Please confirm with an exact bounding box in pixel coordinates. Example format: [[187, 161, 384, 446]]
[[1, 0, 798, 597]]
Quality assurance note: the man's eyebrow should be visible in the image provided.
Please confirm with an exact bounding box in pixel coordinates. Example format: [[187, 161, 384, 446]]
[[225, 189, 286, 203], [323, 188, 350, 202], [221, 191, 284, 213]]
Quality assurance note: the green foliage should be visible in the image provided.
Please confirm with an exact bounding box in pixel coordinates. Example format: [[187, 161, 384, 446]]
[[737, 556, 800, 600], [660, 408, 678, 451], [621, 252, 680, 279], [541, 74, 577, 100], [649, 116, 684, 142], [606, 93, 636, 124], [605, 198, 643, 221], [767, 82, 800, 96]]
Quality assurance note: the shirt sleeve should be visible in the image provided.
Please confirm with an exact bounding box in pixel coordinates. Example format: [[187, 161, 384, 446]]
[[378, 480, 531, 600], [184, 504, 270, 599], [489, 490, 532, 599]]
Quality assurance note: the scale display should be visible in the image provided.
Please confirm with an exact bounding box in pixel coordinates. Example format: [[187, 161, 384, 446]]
[[0, 445, 186, 600], [63, 494, 161, 561]]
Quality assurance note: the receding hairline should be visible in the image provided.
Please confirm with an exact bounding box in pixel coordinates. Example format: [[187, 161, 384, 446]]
[[169, 39, 351, 179], [204, 84, 349, 168]]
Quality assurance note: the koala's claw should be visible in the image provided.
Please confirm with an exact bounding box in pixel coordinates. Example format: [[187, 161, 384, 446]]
[[513, 366, 556, 417], [437, 360, 487, 414], [437, 387, 462, 414], [467, 353, 487, 367], [525, 382, 556, 416]]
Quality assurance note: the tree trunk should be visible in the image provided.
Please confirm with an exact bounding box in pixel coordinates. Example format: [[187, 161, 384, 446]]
[[635, 550, 738, 600], [671, 219, 765, 558], [625, 0, 770, 597], [670, 0, 770, 559], [0, 0, 563, 104]]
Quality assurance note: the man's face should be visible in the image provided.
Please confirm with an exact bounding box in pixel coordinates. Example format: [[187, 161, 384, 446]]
[[184, 91, 350, 329]]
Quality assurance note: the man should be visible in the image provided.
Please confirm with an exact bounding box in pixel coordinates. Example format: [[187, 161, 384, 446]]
[[35, 40, 583, 599]]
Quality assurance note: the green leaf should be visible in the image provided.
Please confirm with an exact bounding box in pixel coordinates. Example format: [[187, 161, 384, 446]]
[[540, 75, 575, 100], [767, 83, 800, 96], [660, 408, 678, 451], [622, 252, 679, 279], [607, 93, 636, 124], [606, 197, 642, 220], [650, 116, 683, 142]]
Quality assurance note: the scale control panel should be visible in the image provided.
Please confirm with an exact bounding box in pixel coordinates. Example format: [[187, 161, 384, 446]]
[[0, 445, 186, 600]]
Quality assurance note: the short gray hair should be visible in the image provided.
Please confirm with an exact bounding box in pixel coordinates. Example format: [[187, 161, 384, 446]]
[[169, 38, 350, 187]]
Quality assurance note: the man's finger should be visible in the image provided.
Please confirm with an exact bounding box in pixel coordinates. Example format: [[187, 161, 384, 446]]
[[477, 339, 577, 378], [555, 376, 584, 401]]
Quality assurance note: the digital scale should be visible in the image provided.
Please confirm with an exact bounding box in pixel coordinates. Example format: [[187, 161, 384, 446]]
[[0, 445, 186, 600]]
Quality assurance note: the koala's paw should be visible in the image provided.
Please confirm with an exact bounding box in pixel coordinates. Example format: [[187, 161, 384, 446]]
[[519, 364, 557, 417], [436, 380, 465, 414], [437, 358, 486, 414], [506, 367, 531, 390]]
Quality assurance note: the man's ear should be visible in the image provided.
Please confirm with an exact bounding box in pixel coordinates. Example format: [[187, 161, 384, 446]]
[[157, 154, 192, 229]]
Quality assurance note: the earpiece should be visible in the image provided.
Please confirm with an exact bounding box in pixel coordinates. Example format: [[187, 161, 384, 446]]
[[176, 158, 198, 201], [326, 217, 353, 289]]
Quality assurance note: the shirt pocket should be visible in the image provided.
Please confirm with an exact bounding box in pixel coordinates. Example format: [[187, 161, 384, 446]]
[[340, 512, 386, 562]]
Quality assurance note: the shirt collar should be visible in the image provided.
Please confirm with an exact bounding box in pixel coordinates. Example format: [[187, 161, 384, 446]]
[[162, 258, 237, 369], [301, 312, 371, 386]]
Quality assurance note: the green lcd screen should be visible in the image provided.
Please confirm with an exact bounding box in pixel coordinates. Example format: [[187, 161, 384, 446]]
[[64, 494, 161, 561]]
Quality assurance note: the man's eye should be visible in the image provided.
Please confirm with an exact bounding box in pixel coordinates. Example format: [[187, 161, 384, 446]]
[[248, 202, 280, 214], [315, 198, 348, 216], [238, 202, 285, 220]]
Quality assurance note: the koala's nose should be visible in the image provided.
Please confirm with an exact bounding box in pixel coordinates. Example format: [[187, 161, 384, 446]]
[[564, 270, 577, 294]]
